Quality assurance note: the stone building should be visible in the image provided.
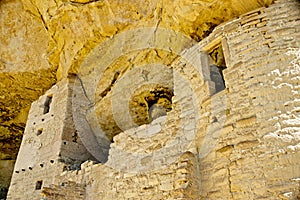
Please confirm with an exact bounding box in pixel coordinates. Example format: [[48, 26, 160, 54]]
[[3, 0, 300, 199]]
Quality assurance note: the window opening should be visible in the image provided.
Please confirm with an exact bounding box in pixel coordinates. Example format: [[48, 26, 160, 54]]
[[43, 95, 52, 114], [37, 128, 43, 136], [35, 181, 43, 190], [208, 45, 227, 93]]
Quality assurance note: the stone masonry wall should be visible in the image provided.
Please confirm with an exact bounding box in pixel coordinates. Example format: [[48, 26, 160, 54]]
[[48, 151, 200, 200], [196, 0, 300, 199], [7, 78, 94, 200], [7, 0, 300, 199]]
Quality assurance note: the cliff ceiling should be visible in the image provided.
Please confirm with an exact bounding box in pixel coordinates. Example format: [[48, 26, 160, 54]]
[[0, 0, 273, 160]]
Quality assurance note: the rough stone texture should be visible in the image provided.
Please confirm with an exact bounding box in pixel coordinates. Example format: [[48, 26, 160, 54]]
[[5, 0, 300, 199], [0, 0, 275, 196], [41, 181, 86, 200], [0, 0, 57, 160], [0, 160, 14, 199], [196, 0, 300, 198]]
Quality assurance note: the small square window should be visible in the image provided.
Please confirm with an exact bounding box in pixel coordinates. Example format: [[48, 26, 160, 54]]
[[37, 128, 43, 136], [35, 180, 43, 190]]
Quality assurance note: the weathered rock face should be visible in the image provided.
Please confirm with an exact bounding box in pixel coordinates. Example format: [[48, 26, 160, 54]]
[[1, 0, 274, 197], [0, 0, 56, 161], [0, 160, 14, 198]]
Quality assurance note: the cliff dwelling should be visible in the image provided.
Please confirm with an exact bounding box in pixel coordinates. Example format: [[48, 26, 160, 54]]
[[0, 0, 300, 199]]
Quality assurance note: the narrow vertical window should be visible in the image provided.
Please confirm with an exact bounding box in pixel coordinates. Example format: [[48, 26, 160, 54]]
[[35, 180, 43, 190], [208, 45, 227, 93], [43, 95, 52, 114]]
